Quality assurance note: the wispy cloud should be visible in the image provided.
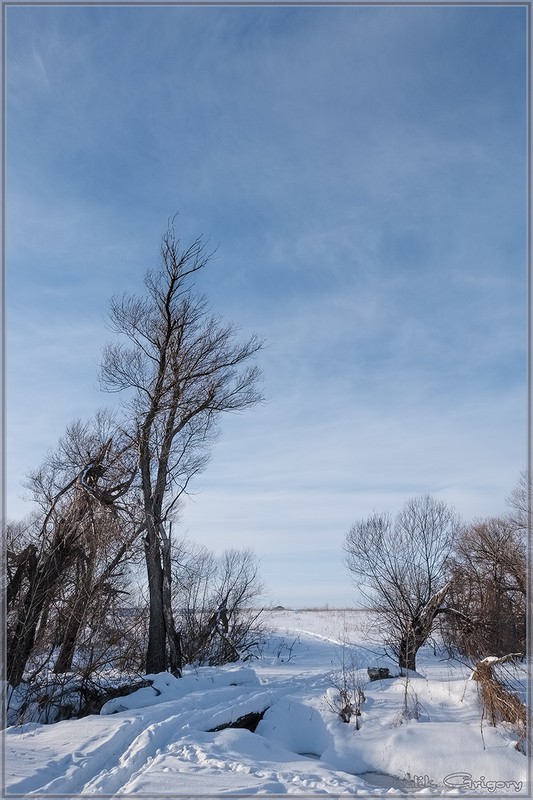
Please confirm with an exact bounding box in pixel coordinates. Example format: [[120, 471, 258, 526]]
[[6, 5, 526, 604]]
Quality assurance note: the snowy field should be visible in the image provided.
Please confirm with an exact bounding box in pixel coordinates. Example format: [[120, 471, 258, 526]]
[[4, 608, 528, 797]]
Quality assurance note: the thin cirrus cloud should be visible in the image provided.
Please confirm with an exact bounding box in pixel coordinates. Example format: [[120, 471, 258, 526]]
[[6, 5, 527, 605], [179, 378, 523, 606]]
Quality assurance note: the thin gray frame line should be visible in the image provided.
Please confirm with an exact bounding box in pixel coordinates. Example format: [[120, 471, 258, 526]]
[[1, 2, 530, 799], [1, 1, 531, 6]]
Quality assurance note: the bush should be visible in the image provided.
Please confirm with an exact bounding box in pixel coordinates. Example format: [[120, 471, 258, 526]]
[[442, 517, 526, 660], [172, 542, 266, 666]]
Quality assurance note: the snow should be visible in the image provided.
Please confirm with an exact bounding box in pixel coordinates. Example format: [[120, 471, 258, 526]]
[[4, 609, 528, 796]]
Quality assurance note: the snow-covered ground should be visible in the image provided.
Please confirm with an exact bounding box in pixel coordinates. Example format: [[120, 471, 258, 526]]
[[4, 608, 528, 796]]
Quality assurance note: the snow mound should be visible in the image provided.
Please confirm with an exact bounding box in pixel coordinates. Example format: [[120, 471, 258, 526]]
[[101, 667, 259, 715], [256, 699, 333, 757]]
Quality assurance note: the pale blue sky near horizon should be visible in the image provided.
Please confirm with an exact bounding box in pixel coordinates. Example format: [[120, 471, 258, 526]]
[[6, 4, 528, 607]]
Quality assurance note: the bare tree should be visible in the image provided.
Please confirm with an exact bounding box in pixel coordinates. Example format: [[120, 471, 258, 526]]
[[506, 471, 530, 536], [172, 538, 219, 665], [344, 495, 461, 672], [6, 517, 39, 614], [207, 547, 265, 664], [173, 542, 265, 666], [7, 413, 138, 687], [51, 502, 140, 675], [100, 222, 263, 675], [443, 516, 526, 660]]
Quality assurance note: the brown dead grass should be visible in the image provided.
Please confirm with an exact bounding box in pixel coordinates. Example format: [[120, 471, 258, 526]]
[[472, 657, 526, 752]]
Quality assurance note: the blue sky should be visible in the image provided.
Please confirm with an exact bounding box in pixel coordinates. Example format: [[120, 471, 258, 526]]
[[6, 4, 527, 606]]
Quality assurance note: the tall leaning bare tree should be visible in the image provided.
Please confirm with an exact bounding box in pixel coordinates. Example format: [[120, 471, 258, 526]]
[[100, 223, 263, 676]]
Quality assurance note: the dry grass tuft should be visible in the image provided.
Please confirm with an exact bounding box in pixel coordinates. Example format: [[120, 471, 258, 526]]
[[472, 655, 526, 752]]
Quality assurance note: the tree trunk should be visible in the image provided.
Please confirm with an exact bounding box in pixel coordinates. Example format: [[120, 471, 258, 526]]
[[54, 527, 139, 675], [53, 590, 90, 674], [144, 525, 167, 674], [8, 534, 73, 686], [161, 527, 182, 676], [7, 545, 37, 610], [398, 631, 423, 672], [398, 584, 451, 673], [54, 547, 95, 674], [53, 612, 82, 674], [143, 519, 183, 675]]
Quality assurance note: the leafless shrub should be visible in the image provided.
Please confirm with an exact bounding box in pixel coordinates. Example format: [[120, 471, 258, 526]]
[[327, 644, 366, 728], [273, 635, 300, 662], [172, 540, 266, 666], [506, 470, 530, 535], [393, 670, 430, 726], [442, 517, 526, 660]]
